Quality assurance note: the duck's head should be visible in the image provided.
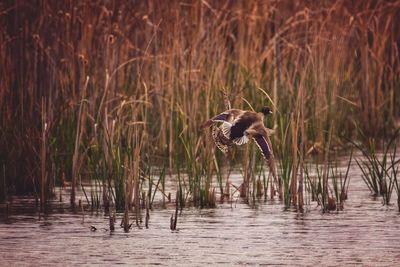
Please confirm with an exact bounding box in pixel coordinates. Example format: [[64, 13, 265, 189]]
[[260, 106, 272, 116]]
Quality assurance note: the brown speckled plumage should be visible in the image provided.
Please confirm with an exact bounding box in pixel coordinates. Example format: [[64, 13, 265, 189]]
[[211, 125, 233, 154]]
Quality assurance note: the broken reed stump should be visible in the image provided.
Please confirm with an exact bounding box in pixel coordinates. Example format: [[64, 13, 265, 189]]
[[109, 213, 115, 232], [145, 195, 150, 229], [141, 191, 146, 209], [170, 190, 179, 231]]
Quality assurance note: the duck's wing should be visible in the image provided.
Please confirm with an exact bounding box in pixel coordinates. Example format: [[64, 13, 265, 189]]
[[253, 134, 273, 160], [230, 128, 250, 145], [232, 135, 250, 145], [211, 112, 231, 123], [201, 111, 230, 129], [254, 134, 278, 180], [211, 125, 232, 154], [222, 111, 258, 144], [250, 125, 278, 180], [201, 109, 243, 130]]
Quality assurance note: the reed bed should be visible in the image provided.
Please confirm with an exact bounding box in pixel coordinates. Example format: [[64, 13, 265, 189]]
[[1, 1, 399, 214]]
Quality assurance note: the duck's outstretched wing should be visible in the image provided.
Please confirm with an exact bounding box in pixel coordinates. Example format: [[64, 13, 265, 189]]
[[253, 135, 272, 159], [211, 125, 232, 154], [201, 112, 230, 129], [231, 135, 250, 145], [201, 109, 246, 152], [200, 109, 244, 129], [253, 133, 278, 180], [211, 112, 231, 123]]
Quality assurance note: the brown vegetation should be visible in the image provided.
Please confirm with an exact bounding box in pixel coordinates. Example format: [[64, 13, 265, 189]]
[[0, 1, 399, 212]]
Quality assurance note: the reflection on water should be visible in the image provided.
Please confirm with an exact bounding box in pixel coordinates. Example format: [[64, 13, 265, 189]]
[[1, 164, 400, 266]]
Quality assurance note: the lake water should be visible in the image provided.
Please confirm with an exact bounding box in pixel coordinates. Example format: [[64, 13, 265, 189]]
[[1, 161, 400, 266]]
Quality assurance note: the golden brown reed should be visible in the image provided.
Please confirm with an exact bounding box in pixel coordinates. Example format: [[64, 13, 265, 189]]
[[0, 1, 399, 210]]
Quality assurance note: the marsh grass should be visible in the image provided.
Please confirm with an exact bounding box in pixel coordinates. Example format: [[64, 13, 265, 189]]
[[331, 151, 352, 211], [275, 114, 290, 206], [305, 163, 327, 211], [1, 1, 399, 213], [390, 149, 400, 211], [1, 165, 6, 203], [304, 149, 352, 212], [352, 130, 399, 205]]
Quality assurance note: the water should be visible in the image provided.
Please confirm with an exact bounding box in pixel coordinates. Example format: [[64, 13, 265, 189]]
[[1, 163, 400, 266]]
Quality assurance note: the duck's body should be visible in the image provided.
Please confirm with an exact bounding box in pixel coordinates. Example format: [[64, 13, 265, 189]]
[[202, 106, 278, 181]]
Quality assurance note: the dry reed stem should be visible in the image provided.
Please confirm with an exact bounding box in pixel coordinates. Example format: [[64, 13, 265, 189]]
[[71, 77, 89, 205], [290, 113, 298, 206], [298, 83, 305, 212], [40, 98, 47, 211]]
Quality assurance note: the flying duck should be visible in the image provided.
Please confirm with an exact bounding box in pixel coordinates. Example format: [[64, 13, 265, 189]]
[[202, 106, 278, 181]]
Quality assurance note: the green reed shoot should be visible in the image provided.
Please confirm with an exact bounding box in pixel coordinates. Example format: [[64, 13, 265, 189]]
[[330, 150, 352, 210], [389, 146, 400, 211], [276, 115, 294, 207], [352, 131, 399, 205]]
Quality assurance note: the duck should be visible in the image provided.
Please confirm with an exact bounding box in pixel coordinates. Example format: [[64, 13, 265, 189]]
[[202, 106, 278, 182]]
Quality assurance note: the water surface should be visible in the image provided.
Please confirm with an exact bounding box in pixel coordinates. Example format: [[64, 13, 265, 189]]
[[1, 164, 400, 266]]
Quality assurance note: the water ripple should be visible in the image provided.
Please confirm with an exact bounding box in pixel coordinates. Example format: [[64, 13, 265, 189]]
[[1, 169, 400, 266]]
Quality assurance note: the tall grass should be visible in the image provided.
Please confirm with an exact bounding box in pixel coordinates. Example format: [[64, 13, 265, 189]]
[[352, 130, 399, 206], [0, 1, 399, 212], [305, 154, 352, 213], [390, 147, 400, 212]]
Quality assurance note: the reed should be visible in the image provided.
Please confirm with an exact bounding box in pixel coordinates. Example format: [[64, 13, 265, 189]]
[[276, 114, 294, 208], [0, 165, 6, 203], [40, 98, 47, 211], [71, 77, 89, 205], [304, 148, 352, 212], [352, 131, 399, 205], [170, 190, 179, 231], [389, 148, 400, 212], [0, 1, 399, 213], [331, 151, 352, 211]]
